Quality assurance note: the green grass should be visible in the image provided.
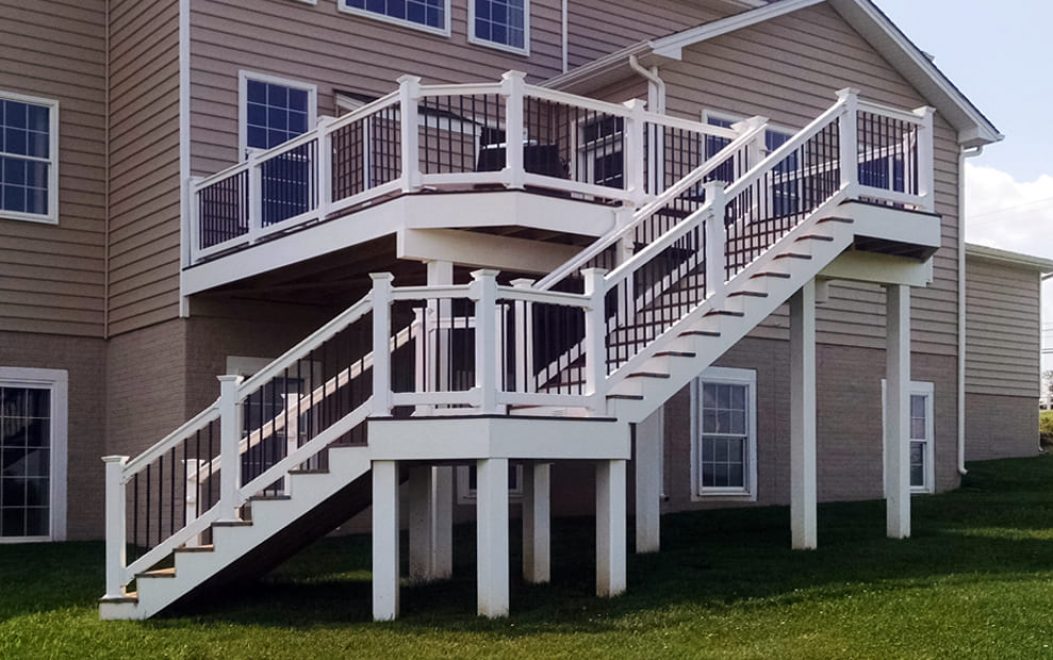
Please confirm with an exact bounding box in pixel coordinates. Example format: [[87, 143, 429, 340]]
[[4, 456, 1053, 659], [1041, 410, 1053, 447]]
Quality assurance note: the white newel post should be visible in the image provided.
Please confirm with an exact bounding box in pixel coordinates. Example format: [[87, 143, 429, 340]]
[[912, 106, 936, 212], [511, 278, 536, 394], [187, 176, 203, 264], [218, 374, 243, 521], [582, 268, 609, 413], [102, 455, 129, 600], [371, 273, 395, 416], [247, 151, 263, 243], [703, 181, 727, 300], [397, 75, 422, 193], [885, 284, 912, 539], [316, 116, 334, 218], [836, 88, 860, 195], [501, 70, 527, 189], [522, 462, 551, 584], [790, 280, 818, 550], [622, 99, 647, 206], [471, 269, 500, 413]]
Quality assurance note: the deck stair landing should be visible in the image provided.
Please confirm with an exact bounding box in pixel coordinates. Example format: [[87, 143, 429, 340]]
[[100, 85, 937, 620]]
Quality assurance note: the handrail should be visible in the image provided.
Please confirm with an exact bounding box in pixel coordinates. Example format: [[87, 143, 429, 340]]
[[534, 117, 767, 291], [122, 404, 220, 481]]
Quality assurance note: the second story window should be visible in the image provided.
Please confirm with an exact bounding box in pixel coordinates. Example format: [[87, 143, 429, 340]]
[[0, 92, 58, 224], [239, 73, 317, 159], [341, 0, 449, 35], [471, 0, 528, 53]]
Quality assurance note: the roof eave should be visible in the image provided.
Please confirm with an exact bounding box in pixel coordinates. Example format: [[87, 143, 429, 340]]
[[966, 244, 1053, 273]]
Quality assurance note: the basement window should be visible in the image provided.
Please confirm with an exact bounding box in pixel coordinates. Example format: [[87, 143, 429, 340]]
[[456, 464, 524, 504], [691, 367, 757, 499], [881, 380, 935, 494]]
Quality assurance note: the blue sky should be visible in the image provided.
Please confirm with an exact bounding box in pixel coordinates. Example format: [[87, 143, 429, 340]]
[[873, 0, 1053, 372]]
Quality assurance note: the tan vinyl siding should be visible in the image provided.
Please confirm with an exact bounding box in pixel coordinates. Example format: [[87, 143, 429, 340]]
[[964, 257, 1041, 398], [189, 0, 564, 175], [106, 0, 183, 336], [659, 3, 961, 356], [0, 0, 107, 337]]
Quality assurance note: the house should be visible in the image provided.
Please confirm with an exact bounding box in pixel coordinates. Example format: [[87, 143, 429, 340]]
[[0, 0, 1039, 623]]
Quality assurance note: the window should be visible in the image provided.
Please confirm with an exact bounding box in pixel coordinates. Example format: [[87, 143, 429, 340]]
[[0, 92, 58, 224], [580, 116, 624, 189], [691, 367, 757, 498], [882, 380, 935, 494], [471, 0, 529, 53], [456, 463, 524, 503], [0, 368, 67, 542], [239, 73, 317, 158], [340, 0, 450, 35]]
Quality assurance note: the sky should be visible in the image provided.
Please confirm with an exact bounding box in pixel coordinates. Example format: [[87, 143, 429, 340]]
[[872, 0, 1053, 373]]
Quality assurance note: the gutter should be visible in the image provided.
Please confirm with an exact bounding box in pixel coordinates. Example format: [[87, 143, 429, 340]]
[[958, 144, 984, 476], [628, 55, 665, 113]]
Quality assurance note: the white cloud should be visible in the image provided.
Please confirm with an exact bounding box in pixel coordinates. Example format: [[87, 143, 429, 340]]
[[965, 163, 1053, 371]]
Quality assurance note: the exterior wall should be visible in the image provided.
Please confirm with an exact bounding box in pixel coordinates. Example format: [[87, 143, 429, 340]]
[[659, 2, 962, 357], [0, 331, 106, 540], [106, 0, 183, 335], [0, 1, 107, 337], [965, 393, 1039, 461], [964, 256, 1042, 460]]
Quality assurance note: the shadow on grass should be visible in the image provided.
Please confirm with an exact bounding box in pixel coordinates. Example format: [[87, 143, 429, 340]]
[[3, 455, 1052, 635]]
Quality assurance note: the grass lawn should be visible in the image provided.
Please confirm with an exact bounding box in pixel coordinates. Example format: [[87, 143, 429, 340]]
[[3, 456, 1053, 659]]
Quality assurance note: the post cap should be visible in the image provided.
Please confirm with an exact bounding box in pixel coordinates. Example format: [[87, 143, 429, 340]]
[[102, 455, 129, 464], [622, 98, 647, 111], [369, 272, 395, 282], [580, 267, 609, 278], [510, 278, 536, 288], [501, 70, 527, 81], [396, 74, 422, 85], [470, 269, 501, 280], [217, 374, 244, 384], [836, 87, 861, 101]]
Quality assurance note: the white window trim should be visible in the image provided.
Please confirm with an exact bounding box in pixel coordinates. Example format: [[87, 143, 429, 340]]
[[881, 379, 936, 495], [690, 366, 758, 501], [0, 90, 59, 225], [0, 367, 68, 543], [237, 71, 318, 162], [338, 0, 452, 38], [468, 0, 531, 56], [456, 464, 524, 504]]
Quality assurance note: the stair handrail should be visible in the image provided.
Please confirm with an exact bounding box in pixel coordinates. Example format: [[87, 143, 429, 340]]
[[533, 117, 768, 291]]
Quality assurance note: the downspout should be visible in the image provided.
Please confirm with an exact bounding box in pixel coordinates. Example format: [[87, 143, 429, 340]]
[[561, 0, 568, 74], [628, 55, 665, 114], [958, 143, 985, 475]]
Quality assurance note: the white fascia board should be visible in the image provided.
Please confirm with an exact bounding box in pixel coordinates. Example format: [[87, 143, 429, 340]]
[[965, 243, 1053, 273]]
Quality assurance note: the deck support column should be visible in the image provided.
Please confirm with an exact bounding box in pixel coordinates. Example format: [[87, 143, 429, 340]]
[[476, 458, 510, 618], [408, 465, 453, 583], [522, 462, 551, 584], [790, 280, 818, 550], [634, 408, 663, 553], [885, 284, 912, 539], [372, 460, 400, 621], [596, 459, 627, 598]]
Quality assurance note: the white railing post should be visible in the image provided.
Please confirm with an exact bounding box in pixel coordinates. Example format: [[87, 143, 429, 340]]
[[284, 394, 300, 482], [913, 105, 936, 212], [316, 116, 334, 218], [511, 278, 535, 394], [412, 308, 428, 413], [582, 268, 609, 413], [397, 75, 422, 193], [247, 152, 263, 243], [622, 99, 647, 206], [102, 455, 129, 600], [183, 459, 205, 546], [371, 273, 395, 415], [703, 181, 727, 299], [471, 269, 500, 413], [501, 71, 527, 189], [218, 374, 243, 521], [187, 176, 203, 265], [732, 116, 768, 172], [836, 88, 860, 196]]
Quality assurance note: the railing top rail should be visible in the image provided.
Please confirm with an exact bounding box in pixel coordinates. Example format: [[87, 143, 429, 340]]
[[389, 284, 473, 301], [604, 199, 715, 286], [533, 119, 767, 291], [857, 98, 927, 125], [724, 97, 847, 201], [238, 294, 374, 398], [122, 403, 220, 481], [495, 286, 592, 308], [418, 82, 505, 98], [643, 111, 738, 139], [323, 90, 400, 131]]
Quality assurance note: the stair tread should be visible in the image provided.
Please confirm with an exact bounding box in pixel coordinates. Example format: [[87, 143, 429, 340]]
[[100, 592, 139, 604], [819, 216, 854, 223], [706, 309, 746, 317], [680, 330, 721, 337], [175, 544, 214, 553], [249, 495, 292, 501], [796, 234, 835, 242], [655, 351, 696, 358], [774, 252, 812, 260], [213, 520, 252, 527], [627, 371, 671, 379], [751, 272, 791, 279], [607, 394, 644, 401], [137, 567, 176, 579], [728, 290, 768, 298]]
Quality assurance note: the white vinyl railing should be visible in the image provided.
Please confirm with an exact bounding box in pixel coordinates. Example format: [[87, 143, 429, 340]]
[[107, 88, 934, 601]]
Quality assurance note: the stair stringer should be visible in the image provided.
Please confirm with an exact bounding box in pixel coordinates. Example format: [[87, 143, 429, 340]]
[[607, 209, 856, 425], [100, 445, 373, 620]]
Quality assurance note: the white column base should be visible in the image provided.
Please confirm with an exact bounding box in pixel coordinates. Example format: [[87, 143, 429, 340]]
[[790, 281, 818, 550], [596, 459, 627, 598], [476, 458, 510, 618], [634, 409, 663, 554], [372, 460, 400, 621], [522, 463, 551, 584]]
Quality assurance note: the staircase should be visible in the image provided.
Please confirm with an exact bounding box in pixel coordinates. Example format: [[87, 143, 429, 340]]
[[100, 86, 935, 619]]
